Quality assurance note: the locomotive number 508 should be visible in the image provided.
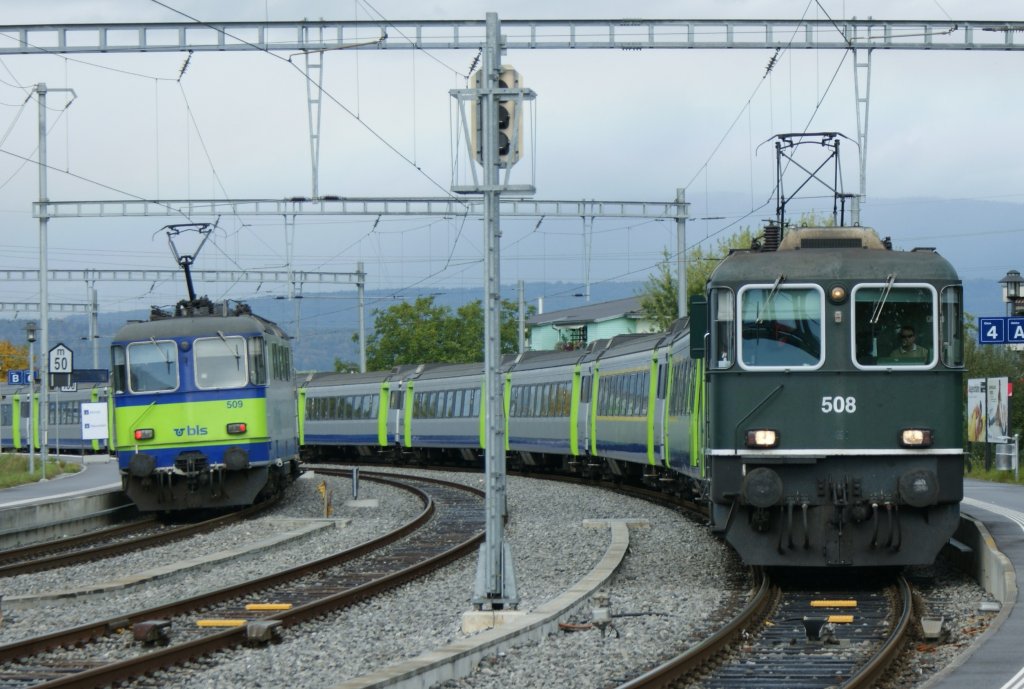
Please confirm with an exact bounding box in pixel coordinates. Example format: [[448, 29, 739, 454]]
[[821, 396, 856, 413]]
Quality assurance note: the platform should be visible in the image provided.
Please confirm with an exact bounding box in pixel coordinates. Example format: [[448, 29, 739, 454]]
[[924, 479, 1024, 689], [0, 456, 128, 549]]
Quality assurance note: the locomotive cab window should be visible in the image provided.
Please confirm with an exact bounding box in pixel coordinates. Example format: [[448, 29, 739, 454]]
[[737, 284, 824, 369], [111, 345, 127, 393], [940, 286, 965, 367], [853, 284, 938, 368], [710, 288, 735, 368], [194, 335, 248, 389], [125, 340, 179, 393], [248, 336, 267, 385]]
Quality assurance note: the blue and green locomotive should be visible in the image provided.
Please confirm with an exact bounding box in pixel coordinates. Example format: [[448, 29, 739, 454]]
[[112, 300, 301, 512]]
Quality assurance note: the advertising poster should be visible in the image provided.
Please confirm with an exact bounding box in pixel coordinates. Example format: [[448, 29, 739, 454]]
[[967, 378, 986, 443], [987, 377, 1009, 443]]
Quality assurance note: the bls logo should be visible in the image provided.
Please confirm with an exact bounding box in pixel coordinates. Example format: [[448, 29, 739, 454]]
[[174, 425, 208, 437]]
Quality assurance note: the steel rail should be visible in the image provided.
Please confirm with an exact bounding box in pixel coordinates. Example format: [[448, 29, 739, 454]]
[[842, 575, 914, 689], [0, 472, 485, 689], [0, 497, 276, 577], [615, 569, 774, 689], [0, 474, 433, 663]]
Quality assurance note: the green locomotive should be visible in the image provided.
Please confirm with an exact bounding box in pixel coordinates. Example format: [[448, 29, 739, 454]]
[[696, 225, 964, 566]]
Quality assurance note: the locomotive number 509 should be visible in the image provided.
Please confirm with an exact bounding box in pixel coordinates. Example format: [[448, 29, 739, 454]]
[[821, 396, 856, 413]]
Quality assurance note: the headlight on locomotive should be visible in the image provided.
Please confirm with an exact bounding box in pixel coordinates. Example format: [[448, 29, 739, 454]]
[[745, 429, 779, 448], [899, 428, 933, 448]]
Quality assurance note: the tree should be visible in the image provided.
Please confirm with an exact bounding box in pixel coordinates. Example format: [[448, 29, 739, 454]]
[[333, 359, 361, 373], [637, 249, 679, 332], [796, 211, 837, 228], [447, 300, 526, 360], [358, 295, 531, 371], [0, 340, 29, 375], [639, 228, 756, 331]]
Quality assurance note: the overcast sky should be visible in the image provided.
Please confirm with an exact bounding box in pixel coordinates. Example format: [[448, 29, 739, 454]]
[[1, 0, 1022, 321]]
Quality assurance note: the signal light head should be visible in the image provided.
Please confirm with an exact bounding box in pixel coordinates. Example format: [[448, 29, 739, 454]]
[[469, 66, 523, 168]]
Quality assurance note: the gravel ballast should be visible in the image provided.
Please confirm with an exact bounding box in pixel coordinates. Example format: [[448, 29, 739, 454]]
[[0, 466, 999, 689]]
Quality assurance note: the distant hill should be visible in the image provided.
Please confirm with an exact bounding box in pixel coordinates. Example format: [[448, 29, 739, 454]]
[[0, 275, 1004, 374], [0, 281, 649, 373]]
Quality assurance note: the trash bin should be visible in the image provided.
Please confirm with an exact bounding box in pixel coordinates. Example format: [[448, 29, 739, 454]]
[[995, 443, 1016, 471]]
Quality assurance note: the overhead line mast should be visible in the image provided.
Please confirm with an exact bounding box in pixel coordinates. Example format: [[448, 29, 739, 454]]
[[12, 15, 1019, 329]]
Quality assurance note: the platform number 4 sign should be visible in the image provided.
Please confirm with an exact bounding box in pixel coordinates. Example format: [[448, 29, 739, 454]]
[[979, 318, 1007, 344]]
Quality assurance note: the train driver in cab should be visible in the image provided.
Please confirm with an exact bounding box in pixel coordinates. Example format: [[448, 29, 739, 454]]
[[888, 324, 929, 363]]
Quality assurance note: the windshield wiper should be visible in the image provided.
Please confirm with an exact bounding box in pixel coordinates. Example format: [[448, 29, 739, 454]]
[[869, 274, 896, 325], [217, 330, 243, 370], [150, 337, 173, 374], [756, 274, 786, 325]]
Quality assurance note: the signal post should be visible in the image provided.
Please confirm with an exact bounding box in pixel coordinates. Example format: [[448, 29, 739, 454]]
[[451, 13, 535, 613]]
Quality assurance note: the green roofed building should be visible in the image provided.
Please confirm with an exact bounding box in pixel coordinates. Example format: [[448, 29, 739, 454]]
[[526, 296, 659, 351]]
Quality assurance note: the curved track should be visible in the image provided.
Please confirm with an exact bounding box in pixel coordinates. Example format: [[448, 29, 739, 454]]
[[616, 573, 913, 689], [0, 498, 280, 578], [0, 471, 484, 689]]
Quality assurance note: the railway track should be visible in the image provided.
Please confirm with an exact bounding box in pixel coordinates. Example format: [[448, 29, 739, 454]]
[[617, 573, 913, 689], [0, 498, 280, 578], [0, 471, 484, 689]]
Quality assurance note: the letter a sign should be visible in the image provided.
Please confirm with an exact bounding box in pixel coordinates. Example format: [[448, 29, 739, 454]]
[[1009, 317, 1024, 344]]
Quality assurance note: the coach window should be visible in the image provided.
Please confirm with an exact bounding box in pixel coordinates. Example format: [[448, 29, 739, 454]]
[[738, 285, 824, 369], [580, 375, 592, 404], [710, 288, 735, 368], [853, 284, 937, 368], [126, 340, 178, 392], [194, 336, 248, 389], [556, 383, 571, 416]]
